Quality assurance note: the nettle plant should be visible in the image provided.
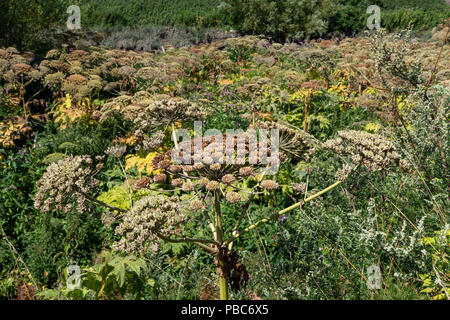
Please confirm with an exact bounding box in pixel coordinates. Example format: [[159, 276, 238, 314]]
[[33, 95, 404, 300]]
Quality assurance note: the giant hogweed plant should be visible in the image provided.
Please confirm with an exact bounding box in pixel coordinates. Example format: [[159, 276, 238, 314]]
[[33, 95, 405, 300]]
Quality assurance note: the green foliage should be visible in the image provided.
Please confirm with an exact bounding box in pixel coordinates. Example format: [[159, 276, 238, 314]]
[[42, 152, 68, 165], [38, 250, 151, 300], [97, 185, 131, 211], [0, 0, 70, 51], [419, 228, 449, 300], [224, 0, 450, 39], [382, 7, 450, 31], [36, 118, 129, 158], [2, 0, 448, 53], [223, 0, 335, 41], [80, 0, 229, 28]]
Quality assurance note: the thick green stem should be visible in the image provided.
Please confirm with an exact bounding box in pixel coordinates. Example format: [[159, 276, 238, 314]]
[[219, 275, 228, 300], [214, 191, 228, 300]]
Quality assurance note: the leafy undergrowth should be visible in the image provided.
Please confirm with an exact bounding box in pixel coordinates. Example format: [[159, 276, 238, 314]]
[[0, 24, 449, 300]]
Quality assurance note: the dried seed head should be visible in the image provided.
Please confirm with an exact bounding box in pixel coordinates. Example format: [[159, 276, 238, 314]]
[[134, 177, 153, 190], [198, 177, 210, 187], [210, 163, 222, 171], [239, 166, 254, 177], [181, 181, 195, 192], [206, 180, 220, 191], [256, 120, 316, 160], [158, 159, 171, 169], [261, 180, 279, 191], [221, 174, 236, 184], [101, 211, 116, 227], [323, 130, 402, 172], [291, 182, 307, 195], [193, 163, 204, 170], [171, 178, 183, 187], [335, 164, 355, 181], [169, 165, 182, 173], [113, 195, 184, 254], [182, 165, 195, 172], [34, 155, 97, 214], [153, 173, 167, 183], [190, 199, 203, 211], [226, 191, 241, 204], [105, 144, 127, 158]]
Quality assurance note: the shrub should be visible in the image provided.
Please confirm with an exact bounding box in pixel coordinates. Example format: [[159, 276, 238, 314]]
[[0, 0, 70, 51], [223, 0, 336, 41]]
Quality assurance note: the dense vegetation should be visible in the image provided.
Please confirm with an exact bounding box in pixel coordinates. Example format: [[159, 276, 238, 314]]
[[1, 0, 449, 51], [0, 1, 449, 301]]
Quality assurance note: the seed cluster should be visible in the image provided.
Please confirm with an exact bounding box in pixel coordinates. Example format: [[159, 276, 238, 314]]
[[146, 132, 286, 205], [137, 97, 208, 127], [323, 130, 403, 172], [255, 120, 316, 160], [113, 195, 184, 254], [34, 155, 102, 213], [105, 144, 127, 158]]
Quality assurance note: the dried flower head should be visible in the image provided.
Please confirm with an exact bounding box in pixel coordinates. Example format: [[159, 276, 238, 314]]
[[291, 182, 307, 195], [134, 177, 153, 190], [137, 130, 165, 151], [149, 132, 284, 206], [12, 63, 33, 76], [239, 166, 254, 177], [134, 97, 208, 129], [101, 211, 117, 228], [255, 121, 316, 160], [113, 195, 184, 254], [190, 198, 204, 211], [206, 180, 220, 191], [210, 163, 222, 171], [221, 174, 236, 184], [182, 180, 195, 192], [34, 155, 98, 214], [226, 191, 242, 204], [335, 164, 355, 181], [260, 180, 279, 191], [198, 177, 210, 187], [153, 173, 167, 184], [105, 144, 127, 158], [171, 178, 183, 187], [323, 130, 402, 172]]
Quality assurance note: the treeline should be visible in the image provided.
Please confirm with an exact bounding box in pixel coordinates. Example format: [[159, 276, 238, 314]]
[[79, 0, 228, 28], [224, 0, 450, 41], [1, 0, 449, 51], [0, 0, 70, 51]]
